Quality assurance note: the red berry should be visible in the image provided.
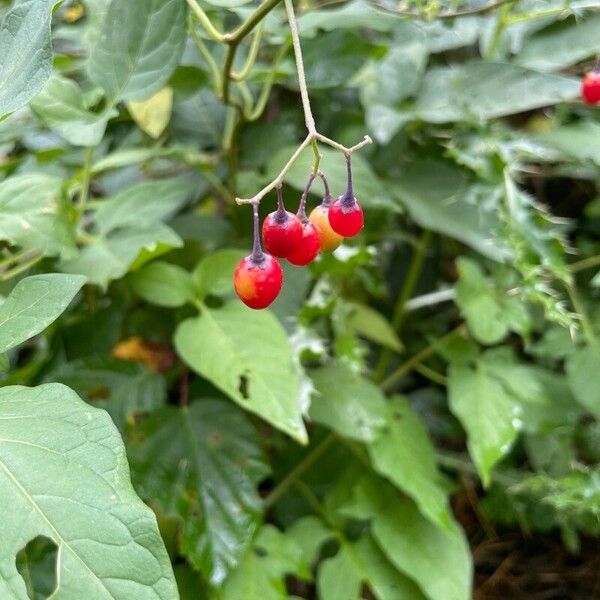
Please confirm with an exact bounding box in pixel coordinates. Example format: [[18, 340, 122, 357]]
[[581, 71, 600, 105], [262, 210, 303, 257], [309, 204, 343, 252], [328, 195, 364, 237], [287, 221, 321, 266], [233, 254, 283, 309]]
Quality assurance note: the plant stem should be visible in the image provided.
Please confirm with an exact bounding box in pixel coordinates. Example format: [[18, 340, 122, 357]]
[[414, 362, 448, 386], [284, 0, 315, 133], [297, 172, 316, 220], [232, 23, 264, 81], [250, 201, 264, 260], [0, 253, 43, 281], [186, 0, 224, 42], [570, 254, 600, 274], [79, 146, 94, 217], [263, 433, 336, 509], [374, 229, 431, 382], [189, 23, 222, 91]]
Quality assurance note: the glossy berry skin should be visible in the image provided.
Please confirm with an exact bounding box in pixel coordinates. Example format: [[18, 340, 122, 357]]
[[328, 195, 364, 237], [233, 254, 283, 309], [309, 205, 343, 252], [262, 210, 303, 257], [581, 71, 600, 105], [287, 221, 321, 266]]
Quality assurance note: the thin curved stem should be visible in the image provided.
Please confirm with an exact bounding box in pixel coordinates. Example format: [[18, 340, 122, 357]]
[[232, 22, 264, 81], [189, 23, 221, 91], [297, 173, 316, 220], [186, 0, 224, 42], [251, 201, 264, 260]]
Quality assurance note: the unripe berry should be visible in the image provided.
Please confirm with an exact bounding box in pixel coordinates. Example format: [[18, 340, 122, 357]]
[[581, 71, 600, 105], [262, 210, 303, 257], [234, 254, 283, 309], [309, 204, 343, 252], [287, 220, 321, 266]]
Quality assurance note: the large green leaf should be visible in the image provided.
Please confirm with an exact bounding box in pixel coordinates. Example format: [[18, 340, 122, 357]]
[[0, 384, 176, 599], [174, 302, 307, 443], [0, 0, 59, 118], [566, 345, 600, 419], [192, 249, 247, 299], [394, 160, 510, 260], [0, 274, 85, 354], [413, 62, 579, 123], [367, 397, 451, 530], [88, 0, 187, 103], [0, 174, 76, 258], [317, 536, 425, 600], [129, 261, 196, 308], [343, 476, 472, 600], [47, 356, 165, 430], [309, 363, 388, 442], [30, 74, 111, 146], [533, 122, 600, 167], [130, 401, 269, 585]]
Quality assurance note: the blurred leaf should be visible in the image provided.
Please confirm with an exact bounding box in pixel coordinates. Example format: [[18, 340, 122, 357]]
[[221, 525, 310, 599], [130, 400, 268, 585], [566, 344, 600, 419], [87, 0, 186, 103], [193, 249, 247, 299], [130, 260, 195, 307], [286, 516, 331, 566], [533, 122, 600, 167], [175, 302, 307, 443], [347, 302, 402, 352], [309, 363, 388, 442], [127, 86, 174, 139], [367, 397, 451, 530], [47, 356, 165, 429], [30, 74, 111, 146], [0, 0, 59, 118], [0, 274, 85, 353], [0, 384, 176, 598], [343, 476, 472, 600], [0, 173, 76, 257]]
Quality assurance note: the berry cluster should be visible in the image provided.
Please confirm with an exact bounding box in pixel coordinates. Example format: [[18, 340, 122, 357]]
[[234, 155, 363, 309], [582, 64, 600, 105]]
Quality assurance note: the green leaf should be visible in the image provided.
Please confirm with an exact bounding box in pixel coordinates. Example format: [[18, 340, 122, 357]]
[[127, 87, 174, 139], [533, 122, 600, 167], [515, 14, 600, 72], [267, 145, 398, 212], [394, 160, 510, 261], [174, 302, 307, 443], [193, 249, 247, 299], [30, 74, 111, 146], [455, 258, 529, 344], [413, 62, 579, 123], [221, 525, 310, 600], [343, 476, 472, 600], [347, 303, 402, 352], [61, 224, 182, 289], [286, 516, 331, 566], [0, 383, 176, 599], [94, 179, 196, 235], [0, 274, 85, 354], [367, 397, 451, 530], [448, 359, 522, 486], [87, 0, 187, 103], [130, 401, 269, 585], [47, 356, 165, 430], [566, 345, 600, 419], [0, 0, 59, 118], [0, 174, 76, 257], [309, 363, 388, 442], [318, 536, 426, 600], [129, 261, 195, 307]]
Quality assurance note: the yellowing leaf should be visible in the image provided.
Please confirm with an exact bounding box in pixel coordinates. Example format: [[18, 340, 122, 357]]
[[127, 87, 174, 139]]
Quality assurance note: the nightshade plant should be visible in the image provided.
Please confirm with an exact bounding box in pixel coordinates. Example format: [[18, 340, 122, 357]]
[[1, 0, 600, 599]]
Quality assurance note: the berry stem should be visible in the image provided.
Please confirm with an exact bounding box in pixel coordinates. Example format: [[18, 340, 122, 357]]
[[317, 171, 331, 205], [595, 56, 600, 73], [251, 201, 265, 261], [297, 173, 316, 221], [344, 153, 353, 199], [276, 185, 286, 213]]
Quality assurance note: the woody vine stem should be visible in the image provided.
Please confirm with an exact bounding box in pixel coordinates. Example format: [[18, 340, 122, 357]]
[[235, 0, 372, 205]]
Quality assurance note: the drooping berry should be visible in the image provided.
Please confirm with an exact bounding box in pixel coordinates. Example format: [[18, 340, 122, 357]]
[[234, 253, 283, 309], [309, 176, 343, 252], [581, 70, 600, 105], [328, 154, 364, 237], [233, 202, 283, 309], [287, 173, 321, 266], [262, 187, 303, 257], [287, 220, 321, 266]]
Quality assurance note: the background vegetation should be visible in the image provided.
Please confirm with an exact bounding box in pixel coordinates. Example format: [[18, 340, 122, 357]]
[[0, 0, 599, 598]]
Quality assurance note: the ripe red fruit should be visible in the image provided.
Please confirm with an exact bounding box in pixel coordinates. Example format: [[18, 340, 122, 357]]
[[287, 220, 321, 266], [328, 154, 364, 237], [234, 254, 283, 309], [309, 204, 343, 252], [262, 210, 303, 257], [581, 71, 600, 105]]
